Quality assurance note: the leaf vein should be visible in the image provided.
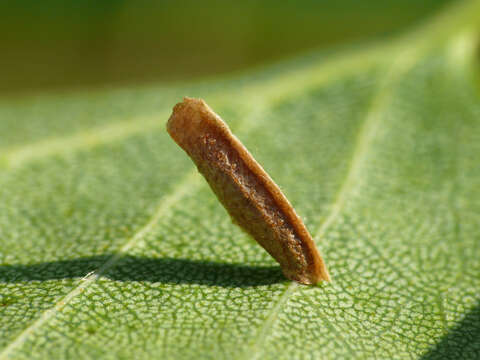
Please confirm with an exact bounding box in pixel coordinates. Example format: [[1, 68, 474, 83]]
[[0, 171, 202, 359]]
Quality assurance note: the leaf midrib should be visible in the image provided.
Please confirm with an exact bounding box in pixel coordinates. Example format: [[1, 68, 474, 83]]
[[241, 38, 429, 360], [239, 3, 480, 354]]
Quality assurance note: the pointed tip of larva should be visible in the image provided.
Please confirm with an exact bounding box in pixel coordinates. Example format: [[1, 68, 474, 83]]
[[305, 273, 331, 286], [285, 261, 331, 285], [283, 266, 331, 286], [320, 271, 332, 284], [320, 264, 332, 283], [300, 250, 331, 285], [309, 273, 332, 286]]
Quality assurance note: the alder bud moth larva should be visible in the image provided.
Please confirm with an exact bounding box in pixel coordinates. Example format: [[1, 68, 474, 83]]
[[167, 98, 330, 285]]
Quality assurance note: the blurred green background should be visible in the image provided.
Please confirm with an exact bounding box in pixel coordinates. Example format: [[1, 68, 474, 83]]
[[1, 0, 454, 95]]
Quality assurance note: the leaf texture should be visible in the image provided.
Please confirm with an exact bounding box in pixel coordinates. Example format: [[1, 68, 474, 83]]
[[1, 1, 480, 359]]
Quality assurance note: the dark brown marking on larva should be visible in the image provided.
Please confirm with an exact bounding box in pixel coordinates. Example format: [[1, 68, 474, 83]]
[[166, 97, 330, 285]]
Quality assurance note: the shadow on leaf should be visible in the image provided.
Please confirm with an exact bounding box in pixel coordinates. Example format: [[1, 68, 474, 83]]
[[0, 254, 286, 288], [421, 302, 480, 360]]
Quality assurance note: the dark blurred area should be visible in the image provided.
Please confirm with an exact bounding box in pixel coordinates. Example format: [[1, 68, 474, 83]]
[[0, 0, 454, 95]]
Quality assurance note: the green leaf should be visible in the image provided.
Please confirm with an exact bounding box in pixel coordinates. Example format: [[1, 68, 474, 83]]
[[1, 1, 480, 359]]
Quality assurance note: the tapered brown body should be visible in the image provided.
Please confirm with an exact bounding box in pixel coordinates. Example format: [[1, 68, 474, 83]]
[[166, 97, 330, 284]]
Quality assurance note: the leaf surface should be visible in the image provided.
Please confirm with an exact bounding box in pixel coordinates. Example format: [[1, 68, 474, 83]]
[[1, 1, 480, 359]]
